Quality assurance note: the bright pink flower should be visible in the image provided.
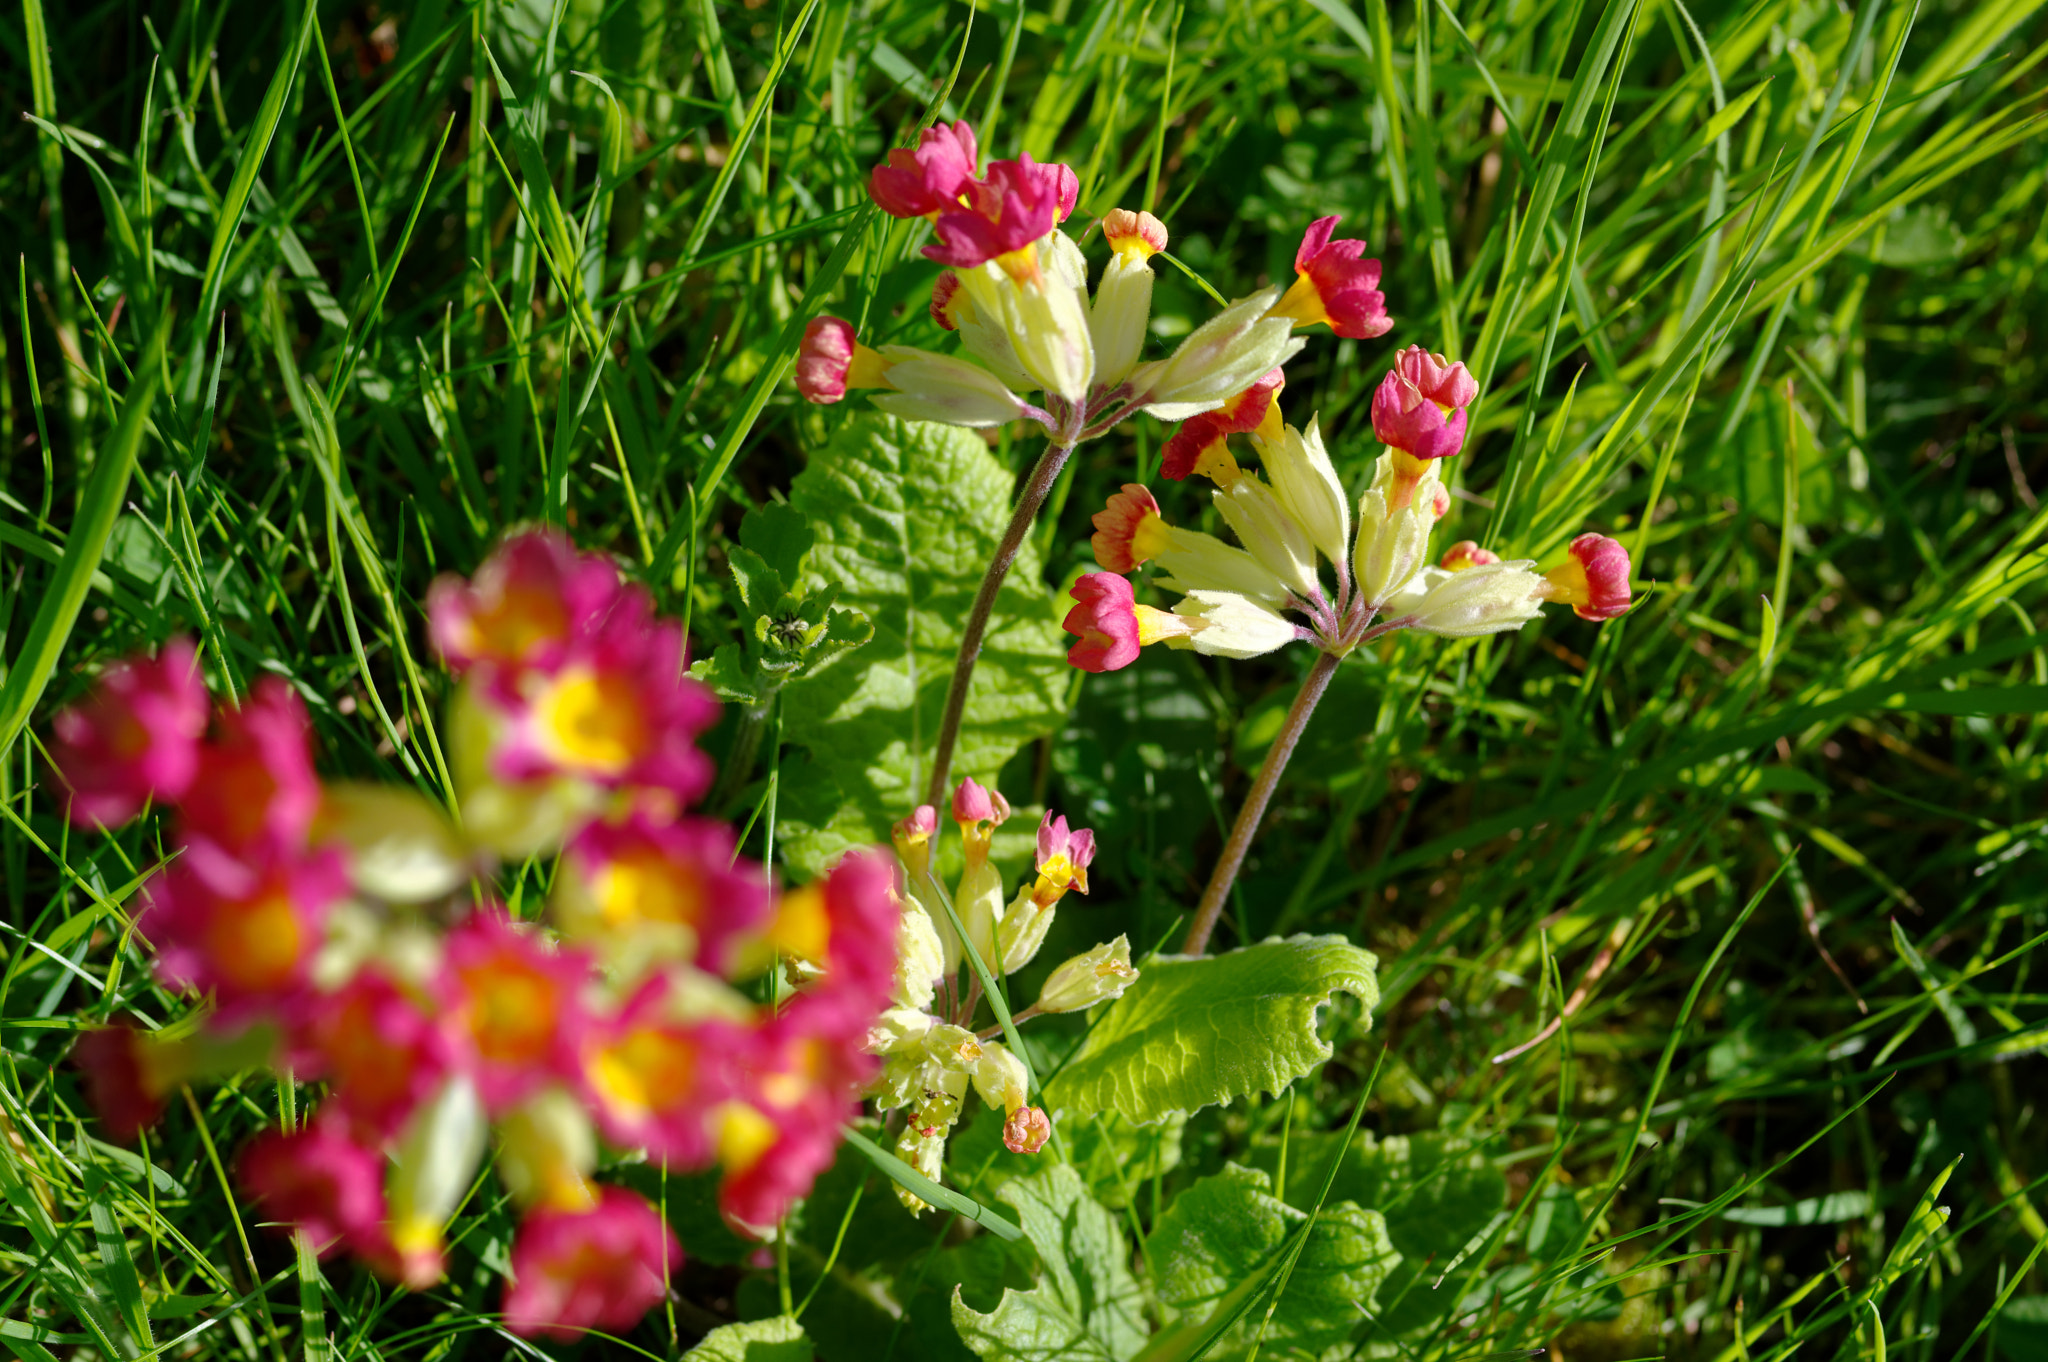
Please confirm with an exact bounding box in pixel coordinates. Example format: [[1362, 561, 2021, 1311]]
[[580, 979, 745, 1164], [1372, 346, 1479, 461], [1160, 370, 1285, 482], [797, 316, 857, 403], [446, 908, 597, 1113], [556, 812, 771, 975], [427, 530, 623, 680], [295, 971, 461, 1140], [925, 155, 1070, 270], [239, 1120, 388, 1255], [49, 639, 209, 828], [177, 679, 322, 855], [1544, 534, 1634, 621], [950, 777, 996, 825], [502, 1185, 681, 1340], [1268, 216, 1391, 339], [868, 120, 981, 219], [1091, 484, 1169, 572], [1029, 811, 1095, 907], [1004, 1106, 1052, 1154], [1063, 573, 1143, 673], [139, 845, 347, 1013], [70, 1023, 181, 1143], [1439, 540, 1502, 571], [491, 615, 718, 805], [720, 992, 872, 1230]]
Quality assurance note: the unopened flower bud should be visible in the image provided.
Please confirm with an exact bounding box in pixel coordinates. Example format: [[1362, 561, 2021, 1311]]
[[1090, 210, 1168, 386], [1439, 540, 1501, 571], [894, 1126, 945, 1215], [1004, 1105, 1052, 1155], [1542, 534, 1633, 620], [868, 350, 1029, 428], [1213, 477, 1318, 598], [1036, 935, 1140, 1013], [1398, 561, 1547, 638], [1257, 417, 1350, 567], [1132, 290, 1303, 418], [795, 317, 884, 403]]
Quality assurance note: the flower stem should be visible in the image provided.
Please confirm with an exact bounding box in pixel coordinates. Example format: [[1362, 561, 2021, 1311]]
[[924, 439, 1076, 807], [1182, 649, 1343, 955]]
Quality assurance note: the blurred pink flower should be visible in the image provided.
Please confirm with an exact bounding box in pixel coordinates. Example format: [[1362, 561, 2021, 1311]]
[[49, 638, 208, 828], [502, 1185, 680, 1340], [239, 1119, 388, 1256], [446, 908, 597, 1113]]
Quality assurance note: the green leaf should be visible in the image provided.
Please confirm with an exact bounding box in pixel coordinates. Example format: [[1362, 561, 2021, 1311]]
[[692, 644, 762, 705], [682, 1315, 813, 1362], [727, 545, 789, 624], [777, 416, 1069, 876], [951, 1164, 1147, 1362], [1045, 935, 1379, 1126], [1144, 1164, 1398, 1359], [1995, 1296, 2048, 1362], [742, 501, 818, 586]]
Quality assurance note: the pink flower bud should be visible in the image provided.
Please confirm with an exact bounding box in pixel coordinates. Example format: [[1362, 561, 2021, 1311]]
[[502, 1186, 682, 1340], [1544, 533, 1634, 620], [1267, 216, 1391, 338], [1091, 484, 1169, 573], [1063, 573, 1143, 673], [1160, 370, 1285, 482], [1372, 345, 1479, 461], [1004, 1105, 1052, 1154], [1439, 540, 1502, 572], [796, 316, 859, 403], [49, 639, 208, 827], [1102, 208, 1168, 259], [868, 120, 980, 219], [951, 777, 996, 825]]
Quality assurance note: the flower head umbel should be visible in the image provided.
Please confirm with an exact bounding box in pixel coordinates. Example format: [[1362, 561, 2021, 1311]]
[[1064, 357, 1632, 672], [49, 639, 208, 827], [796, 118, 1350, 452], [50, 531, 902, 1342]]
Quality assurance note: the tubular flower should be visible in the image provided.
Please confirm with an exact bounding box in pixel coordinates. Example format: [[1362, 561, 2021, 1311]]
[[1543, 533, 1635, 620], [553, 812, 770, 976], [49, 638, 208, 828], [178, 678, 324, 855], [1037, 936, 1139, 1014], [1132, 293, 1301, 419], [1029, 813, 1096, 908], [426, 529, 622, 684], [502, 1185, 681, 1341], [446, 909, 596, 1113], [1062, 572, 1201, 673], [1439, 540, 1502, 571], [240, 1120, 389, 1255], [1372, 345, 1479, 462], [1161, 370, 1286, 482], [1266, 216, 1393, 338], [867, 120, 980, 219], [1091, 209, 1167, 386]]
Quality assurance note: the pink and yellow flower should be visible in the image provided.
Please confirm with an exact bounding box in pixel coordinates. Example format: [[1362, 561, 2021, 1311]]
[[1372, 346, 1479, 461], [1439, 540, 1502, 571], [69, 1023, 190, 1143], [554, 812, 770, 975], [427, 530, 624, 683], [446, 909, 596, 1112], [579, 979, 743, 1164], [139, 845, 347, 1013], [178, 679, 323, 855], [926, 155, 1077, 274], [1028, 812, 1096, 908], [759, 850, 903, 1004], [49, 638, 208, 828], [1091, 484, 1173, 573], [239, 1119, 389, 1256], [1061, 573, 1199, 673], [501, 1185, 682, 1340], [795, 316, 895, 404], [1542, 534, 1634, 620], [296, 970, 461, 1140], [1266, 216, 1392, 338], [1004, 1105, 1052, 1155], [719, 993, 873, 1230], [1160, 370, 1286, 483]]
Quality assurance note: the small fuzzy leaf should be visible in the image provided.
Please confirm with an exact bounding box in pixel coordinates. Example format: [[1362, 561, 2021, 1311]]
[[1045, 935, 1378, 1126], [951, 1164, 1146, 1362], [691, 644, 762, 705]]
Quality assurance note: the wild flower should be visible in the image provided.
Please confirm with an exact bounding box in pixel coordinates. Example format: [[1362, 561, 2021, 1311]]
[[869, 778, 1135, 1209], [56, 529, 904, 1339]]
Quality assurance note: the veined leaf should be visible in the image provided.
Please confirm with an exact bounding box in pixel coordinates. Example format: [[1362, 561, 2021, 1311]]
[[950, 1164, 1147, 1362], [777, 416, 1068, 877], [1045, 935, 1379, 1126], [682, 1315, 813, 1361]]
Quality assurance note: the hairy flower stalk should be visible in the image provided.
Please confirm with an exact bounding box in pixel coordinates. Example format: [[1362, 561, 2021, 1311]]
[[1063, 348, 1639, 954], [799, 121, 1401, 802]]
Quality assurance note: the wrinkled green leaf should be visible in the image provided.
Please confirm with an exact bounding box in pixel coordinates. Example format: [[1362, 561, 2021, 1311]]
[[1045, 935, 1379, 1125], [951, 1164, 1146, 1362], [683, 1314, 813, 1362], [1146, 1163, 1398, 1359], [778, 416, 1069, 876]]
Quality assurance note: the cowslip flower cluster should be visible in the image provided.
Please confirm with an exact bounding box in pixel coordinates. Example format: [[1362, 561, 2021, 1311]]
[[794, 116, 1389, 449], [55, 531, 903, 1342], [864, 778, 1135, 1211], [1065, 346, 1635, 670]]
